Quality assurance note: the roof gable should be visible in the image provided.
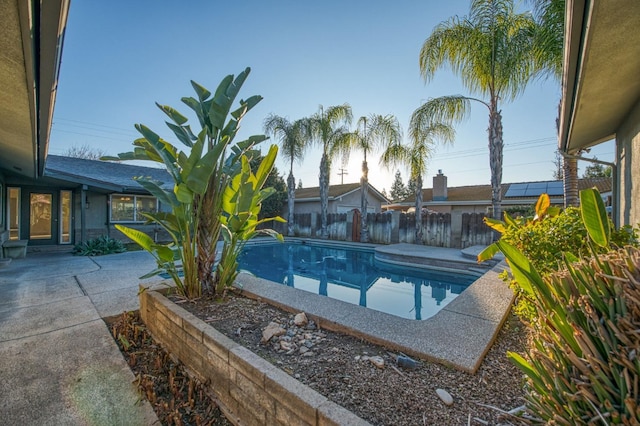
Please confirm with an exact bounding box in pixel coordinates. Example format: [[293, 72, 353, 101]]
[[295, 182, 389, 202]]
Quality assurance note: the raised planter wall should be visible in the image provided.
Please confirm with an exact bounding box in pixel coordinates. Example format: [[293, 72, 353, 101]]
[[139, 288, 370, 426]]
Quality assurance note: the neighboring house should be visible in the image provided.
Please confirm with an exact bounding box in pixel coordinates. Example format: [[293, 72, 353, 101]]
[[559, 0, 640, 227], [386, 171, 612, 215], [0, 1, 70, 247], [287, 183, 389, 215]]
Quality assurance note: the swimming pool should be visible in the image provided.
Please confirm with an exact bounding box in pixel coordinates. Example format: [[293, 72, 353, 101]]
[[238, 242, 476, 320]]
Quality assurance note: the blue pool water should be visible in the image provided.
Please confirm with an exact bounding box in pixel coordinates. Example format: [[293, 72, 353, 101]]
[[238, 242, 476, 320]]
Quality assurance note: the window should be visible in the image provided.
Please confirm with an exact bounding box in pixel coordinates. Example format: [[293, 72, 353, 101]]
[[110, 194, 157, 222]]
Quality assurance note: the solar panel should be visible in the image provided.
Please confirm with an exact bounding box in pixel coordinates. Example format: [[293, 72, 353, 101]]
[[547, 181, 564, 196], [505, 181, 565, 198], [504, 183, 527, 198]]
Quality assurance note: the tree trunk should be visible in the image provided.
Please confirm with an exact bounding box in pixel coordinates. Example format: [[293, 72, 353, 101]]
[[197, 174, 223, 294], [414, 174, 423, 244], [319, 153, 329, 239], [287, 171, 295, 236], [563, 156, 579, 207], [488, 99, 504, 221], [360, 160, 369, 243]]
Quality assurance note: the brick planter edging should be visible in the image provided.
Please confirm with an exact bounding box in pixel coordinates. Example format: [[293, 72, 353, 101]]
[[139, 288, 371, 426]]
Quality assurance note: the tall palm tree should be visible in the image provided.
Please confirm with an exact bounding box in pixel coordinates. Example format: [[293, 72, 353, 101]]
[[263, 114, 307, 236], [343, 114, 402, 242], [528, 0, 576, 206], [307, 104, 352, 239], [380, 115, 455, 244], [418, 0, 538, 220]]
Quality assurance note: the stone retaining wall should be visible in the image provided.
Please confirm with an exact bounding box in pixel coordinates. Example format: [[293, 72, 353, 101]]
[[139, 288, 370, 426]]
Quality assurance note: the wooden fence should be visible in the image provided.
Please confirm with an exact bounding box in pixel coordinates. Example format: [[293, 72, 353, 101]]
[[270, 210, 493, 248]]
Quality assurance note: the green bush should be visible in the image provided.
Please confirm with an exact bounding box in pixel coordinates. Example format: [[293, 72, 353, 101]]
[[73, 235, 127, 256], [482, 195, 637, 320], [492, 189, 640, 422]]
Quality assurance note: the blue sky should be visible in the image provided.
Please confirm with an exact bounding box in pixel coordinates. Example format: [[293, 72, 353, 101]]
[[50, 0, 614, 193]]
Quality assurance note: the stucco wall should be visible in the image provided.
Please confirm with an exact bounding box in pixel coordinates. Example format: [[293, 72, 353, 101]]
[[617, 98, 640, 227]]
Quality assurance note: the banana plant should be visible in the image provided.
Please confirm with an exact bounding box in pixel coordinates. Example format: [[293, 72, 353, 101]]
[[215, 145, 285, 294], [106, 69, 267, 298], [114, 127, 221, 298]]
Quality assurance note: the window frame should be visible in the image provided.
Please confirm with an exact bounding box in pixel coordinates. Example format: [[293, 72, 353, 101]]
[[109, 193, 158, 223]]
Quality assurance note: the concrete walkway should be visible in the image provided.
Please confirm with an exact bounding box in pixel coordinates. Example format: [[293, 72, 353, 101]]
[[0, 251, 160, 425]]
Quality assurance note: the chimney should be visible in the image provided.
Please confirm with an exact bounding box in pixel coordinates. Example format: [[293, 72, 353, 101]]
[[433, 169, 447, 201]]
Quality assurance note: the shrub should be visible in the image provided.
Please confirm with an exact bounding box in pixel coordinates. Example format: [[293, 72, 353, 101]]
[[481, 193, 638, 320], [506, 246, 640, 423], [492, 189, 640, 422], [73, 235, 126, 256]]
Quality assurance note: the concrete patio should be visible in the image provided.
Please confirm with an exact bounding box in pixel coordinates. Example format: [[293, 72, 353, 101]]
[[0, 250, 159, 425]]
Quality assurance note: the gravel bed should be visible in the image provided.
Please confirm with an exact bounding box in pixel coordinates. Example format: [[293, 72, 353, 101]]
[[178, 290, 529, 426]]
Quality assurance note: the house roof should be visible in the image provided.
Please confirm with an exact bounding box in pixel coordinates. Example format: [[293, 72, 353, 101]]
[[399, 178, 612, 205], [0, 0, 70, 178], [559, 0, 640, 154], [44, 155, 172, 193], [294, 182, 389, 203]]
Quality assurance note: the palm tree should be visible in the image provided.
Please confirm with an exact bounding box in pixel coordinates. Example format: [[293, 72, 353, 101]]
[[263, 114, 307, 236], [528, 0, 576, 206], [418, 0, 538, 220], [380, 114, 455, 244], [342, 114, 402, 242], [307, 104, 352, 239]]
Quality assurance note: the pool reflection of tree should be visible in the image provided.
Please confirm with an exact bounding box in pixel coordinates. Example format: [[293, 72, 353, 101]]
[[238, 243, 472, 320]]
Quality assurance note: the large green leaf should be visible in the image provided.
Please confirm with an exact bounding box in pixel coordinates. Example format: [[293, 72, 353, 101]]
[[181, 96, 205, 129], [166, 122, 195, 147], [190, 80, 211, 102], [495, 240, 542, 297], [156, 102, 188, 125], [254, 145, 278, 190], [579, 188, 610, 248], [115, 225, 154, 252], [135, 124, 180, 179], [133, 177, 175, 207], [477, 243, 499, 263]]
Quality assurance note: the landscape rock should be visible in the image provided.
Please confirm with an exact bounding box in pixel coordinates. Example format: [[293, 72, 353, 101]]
[[261, 322, 286, 343], [369, 356, 385, 368], [294, 312, 308, 326], [280, 341, 294, 351], [436, 388, 454, 406]]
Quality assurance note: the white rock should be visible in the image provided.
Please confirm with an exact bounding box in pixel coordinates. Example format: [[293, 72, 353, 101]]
[[436, 388, 454, 406], [294, 312, 308, 327], [369, 356, 385, 368], [299, 346, 309, 354], [280, 340, 294, 351], [261, 322, 286, 343]]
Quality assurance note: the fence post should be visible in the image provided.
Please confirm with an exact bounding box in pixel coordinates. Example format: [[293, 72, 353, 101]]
[[390, 211, 400, 244]]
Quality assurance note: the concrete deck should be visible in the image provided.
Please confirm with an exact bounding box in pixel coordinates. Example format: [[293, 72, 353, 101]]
[[0, 251, 160, 425]]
